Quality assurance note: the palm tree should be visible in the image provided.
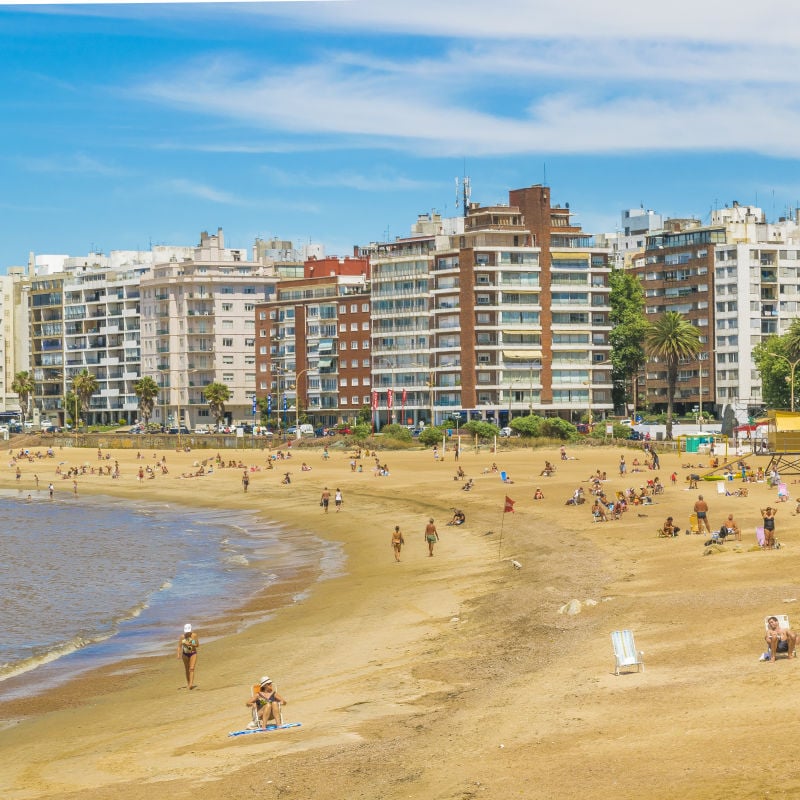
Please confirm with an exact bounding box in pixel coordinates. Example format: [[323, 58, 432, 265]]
[[11, 371, 35, 424], [72, 370, 99, 428], [134, 376, 160, 429], [783, 318, 800, 360], [644, 311, 701, 440], [203, 382, 230, 431]]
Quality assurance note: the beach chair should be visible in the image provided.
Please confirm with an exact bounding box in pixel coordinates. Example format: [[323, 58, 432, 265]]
[[716, 481, 726, 496], [689, 513, 699, 535], [611, 629, 644, 676]]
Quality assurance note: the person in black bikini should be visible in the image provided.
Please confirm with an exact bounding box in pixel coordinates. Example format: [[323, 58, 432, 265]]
[[761, 506, 777, 549], [246, 676, 287, 728]]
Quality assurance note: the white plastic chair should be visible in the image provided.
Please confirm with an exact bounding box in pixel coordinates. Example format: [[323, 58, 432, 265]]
[[611, 629, 645, 676]]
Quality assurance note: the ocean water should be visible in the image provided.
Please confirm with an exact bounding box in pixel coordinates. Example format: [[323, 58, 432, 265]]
[[0, 490, 343, 701]]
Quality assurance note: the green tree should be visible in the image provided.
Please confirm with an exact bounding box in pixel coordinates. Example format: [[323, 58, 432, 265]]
[[609, 269, 648, 414], [644, 312, 701, 440], [72, 370, 99, 426], [418, 426, 445, 446], [462, 420, 501, 440], [753, 334, 799, 409], [203, 382, 231, 430], [538, 417, 579, 441], [11, 371, 35, 424], [509, 414, 541, 437], [356, 405, 372, 425], [381, 423, 413, 442], [133, 376, 160, 428]]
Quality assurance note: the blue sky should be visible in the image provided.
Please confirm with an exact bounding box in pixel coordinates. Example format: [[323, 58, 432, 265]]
[[2, 0, 800, 268]]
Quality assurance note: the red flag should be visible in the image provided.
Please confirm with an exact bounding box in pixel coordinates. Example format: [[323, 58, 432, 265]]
[[504, 496, 515, 513], [371, 390, 378, 411], [387, 388, 393, 409], [401, 388, 407, 406]]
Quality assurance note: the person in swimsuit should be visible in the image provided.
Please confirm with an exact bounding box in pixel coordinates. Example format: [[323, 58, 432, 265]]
[[761, 506, 777, 549], [246, 676, 287, 728], [765, 616, 796, 661], [693, 495, 711, 535], [177, 623, 199, 689], [424, 518, 439, 557], [391, 525, 404, 562]]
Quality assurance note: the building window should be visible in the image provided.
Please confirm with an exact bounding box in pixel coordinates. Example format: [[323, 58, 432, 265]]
[[222, 303, 233, 311], [222, 338, 233, 347], [362, 340, 370, 349], [350, 303, 358, 312], [351, 377, 359, 386], [362, 303, 369, 312], [223, 355, 234, 365], [223, 372, 234, 382], [351, 395, 359, 404], [339, 305, 347, 314]]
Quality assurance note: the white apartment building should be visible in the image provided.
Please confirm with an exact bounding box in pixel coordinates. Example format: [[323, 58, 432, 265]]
[[140, 229, 278, 429]]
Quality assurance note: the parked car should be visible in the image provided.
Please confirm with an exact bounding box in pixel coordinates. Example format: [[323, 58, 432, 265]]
[[499, 427, 513, 437], [168, 426, 191, 435]]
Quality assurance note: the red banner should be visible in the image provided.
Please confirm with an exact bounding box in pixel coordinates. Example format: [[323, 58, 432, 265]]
[[371, 390, 378, 411], [504, 496, 515, 514], [401, 388, 407, 406], [387, 389, 393, 409]]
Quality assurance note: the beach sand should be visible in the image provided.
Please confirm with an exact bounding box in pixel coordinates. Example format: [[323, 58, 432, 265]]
[[1, 438, 799, 800]]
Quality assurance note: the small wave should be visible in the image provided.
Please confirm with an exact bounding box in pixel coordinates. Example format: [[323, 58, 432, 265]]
[[225, 554, 250, 567], [0, 631, 115, 684]]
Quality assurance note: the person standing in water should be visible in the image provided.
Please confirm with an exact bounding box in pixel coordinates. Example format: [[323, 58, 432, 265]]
[[177, 623, 199, 689]]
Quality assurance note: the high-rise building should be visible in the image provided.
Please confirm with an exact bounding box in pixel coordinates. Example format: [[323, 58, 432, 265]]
[[367, 186, 612, 427], [140, 229, 278, 429], [255, 255, 371, 431]]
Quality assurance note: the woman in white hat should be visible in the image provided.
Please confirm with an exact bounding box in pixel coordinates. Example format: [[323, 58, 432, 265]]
[[246, 676, 287, 729], [177, 623, 199, 689]]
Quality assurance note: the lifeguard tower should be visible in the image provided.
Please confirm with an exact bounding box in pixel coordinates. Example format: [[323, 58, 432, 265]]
[[766, 410, 800, 475]]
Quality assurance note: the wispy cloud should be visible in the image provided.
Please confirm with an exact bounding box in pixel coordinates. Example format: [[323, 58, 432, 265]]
[[158, 178, 244, 205], [135, 47, 800, 160], [19, 153, 131, 177], [259, 165, 435, 192]]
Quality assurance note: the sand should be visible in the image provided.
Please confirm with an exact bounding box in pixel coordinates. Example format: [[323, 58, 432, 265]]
[[0, 438, 798, 800]]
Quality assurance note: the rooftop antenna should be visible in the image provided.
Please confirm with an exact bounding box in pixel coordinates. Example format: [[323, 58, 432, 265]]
[[455, 174, 471, 218], [543, 163, 547, 186]]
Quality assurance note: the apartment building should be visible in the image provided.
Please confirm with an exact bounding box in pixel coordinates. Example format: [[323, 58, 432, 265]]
[[632, 202, 800, 419], [254, 255, 371, 430], [367, 185, 612, 426], [140, 229, 278, 429], [630, 222, 720, 416]]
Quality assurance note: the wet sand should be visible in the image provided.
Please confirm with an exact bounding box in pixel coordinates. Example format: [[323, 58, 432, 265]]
[[0, 439, 798, 800]]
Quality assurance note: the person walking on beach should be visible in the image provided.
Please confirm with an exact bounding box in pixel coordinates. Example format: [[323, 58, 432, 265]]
[[177, 623, 199, 690], [694, 495, 711, 535], [619, 455, 626, 476], [48, 482, 54, 498], [334, 487, 343, 511], [320, 487, 331, 513], [391, 525, 404, 562], [242, 469, 250, 493], [424, 518, 439, 557]]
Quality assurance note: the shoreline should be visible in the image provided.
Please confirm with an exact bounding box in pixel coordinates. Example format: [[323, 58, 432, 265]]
[[1, 441, 798, 800], [0, 492, 342, 704]]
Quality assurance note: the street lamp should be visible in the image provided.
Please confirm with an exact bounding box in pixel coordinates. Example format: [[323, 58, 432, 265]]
[[426, 370, 435, 427], [768, 353, 800, 413], [507, 377, 523, 425], [292, 368, 310, 437]]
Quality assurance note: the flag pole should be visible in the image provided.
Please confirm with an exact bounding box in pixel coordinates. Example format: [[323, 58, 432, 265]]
[[499, 495, 515, 559]]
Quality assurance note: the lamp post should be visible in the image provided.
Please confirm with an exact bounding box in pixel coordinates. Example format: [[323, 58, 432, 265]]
[[373, 356, 394, 427], [292, 368, 310, 437], [507, 377, 523, 425], [769, 353, 800, 413], [426, 370, 435, 427]]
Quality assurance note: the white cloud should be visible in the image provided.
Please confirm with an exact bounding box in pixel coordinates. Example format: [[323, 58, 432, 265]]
[[19, 153, 130, 177], [259, 165, 434, 192], [159, 178, 244, 205], [253, 0, 800, 46]]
